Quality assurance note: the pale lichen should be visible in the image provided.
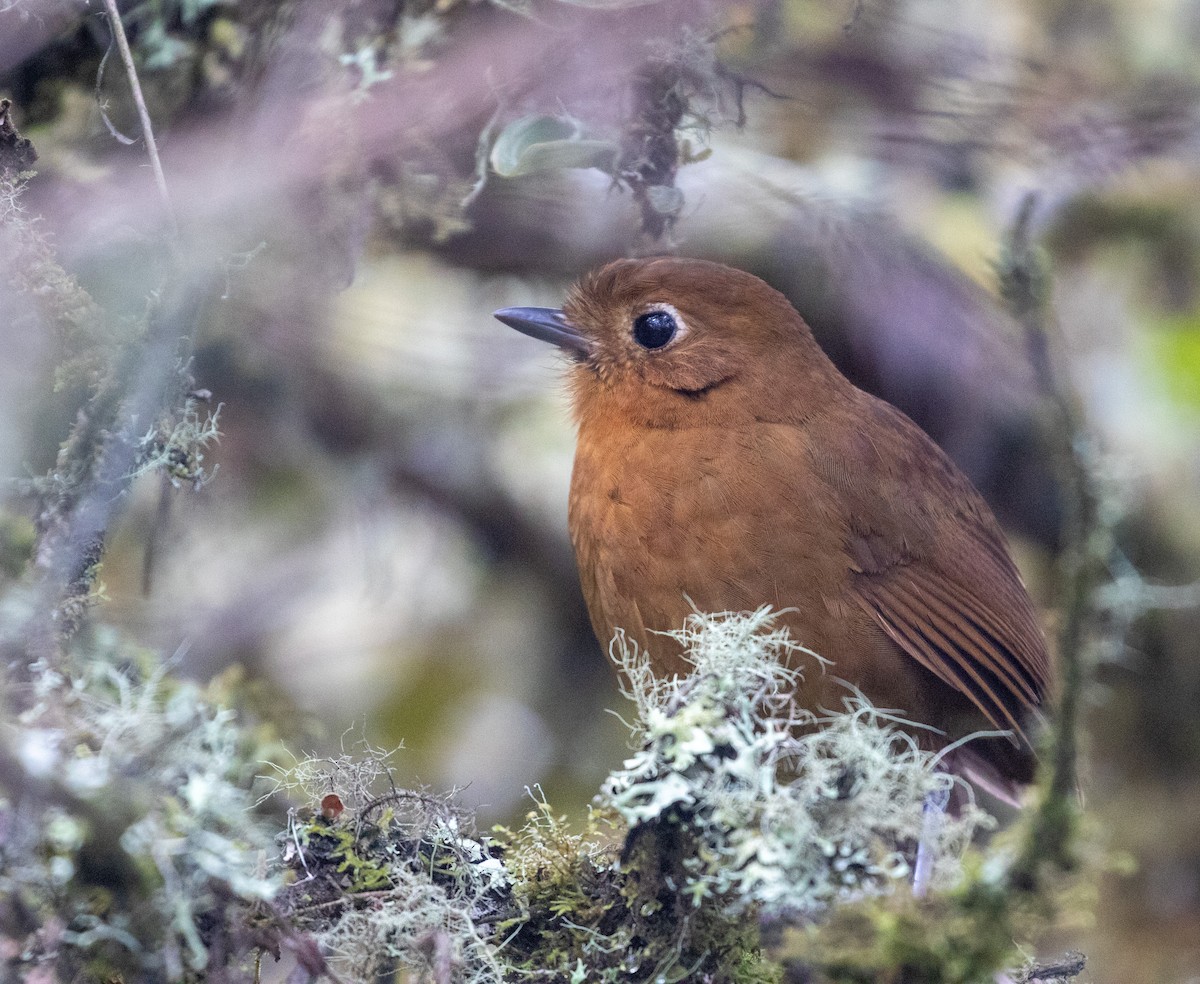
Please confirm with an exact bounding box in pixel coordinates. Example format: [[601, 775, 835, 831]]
[[0, 636, 281, 980], [604, 607, 992, 920], [132, 392, 223, 490], [1, 610, 1071, 983], [266, 743, 513, 984]]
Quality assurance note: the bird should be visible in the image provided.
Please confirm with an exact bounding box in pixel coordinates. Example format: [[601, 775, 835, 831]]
[[494, 256, 1050, 803]]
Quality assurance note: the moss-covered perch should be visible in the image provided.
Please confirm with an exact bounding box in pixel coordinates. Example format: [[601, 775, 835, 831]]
[[1, 610, 1090, 983]]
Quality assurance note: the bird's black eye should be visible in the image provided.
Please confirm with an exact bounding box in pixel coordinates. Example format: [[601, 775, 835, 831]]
[[632, 309, 677, 350]]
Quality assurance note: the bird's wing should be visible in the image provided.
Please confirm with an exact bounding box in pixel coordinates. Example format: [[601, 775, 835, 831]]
[[852, 556, 1047, 742], [822, 400, 1051, 743]]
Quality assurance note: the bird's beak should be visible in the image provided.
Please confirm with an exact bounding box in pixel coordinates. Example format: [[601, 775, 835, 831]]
[[494, 306, 591, 358]]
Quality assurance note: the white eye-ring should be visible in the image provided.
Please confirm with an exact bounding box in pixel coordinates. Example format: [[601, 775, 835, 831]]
[[632, 303, 687, 351]]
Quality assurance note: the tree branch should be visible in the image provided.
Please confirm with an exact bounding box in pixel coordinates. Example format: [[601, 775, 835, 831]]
[[1000, 192, 1099, 882]]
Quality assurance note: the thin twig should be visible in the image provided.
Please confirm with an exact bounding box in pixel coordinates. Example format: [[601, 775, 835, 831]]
[[100, 0, 179, 239], [1000, 192, 1098, 881], [95, 38, 137, 146], [1011, 194, 1093, 802]]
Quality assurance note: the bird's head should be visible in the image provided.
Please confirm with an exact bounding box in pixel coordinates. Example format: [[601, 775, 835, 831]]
[[495, 257, 844, 429]]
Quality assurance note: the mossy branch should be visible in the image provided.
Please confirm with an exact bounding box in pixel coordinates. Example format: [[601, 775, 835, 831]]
[[998, 193, 1099, 883], [1, 105, 210, 657], [1, 606, 1089, 982]]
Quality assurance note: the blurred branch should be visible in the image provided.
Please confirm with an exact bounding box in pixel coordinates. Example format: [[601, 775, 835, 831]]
[[31, 289, 203, 649], [3, 14, 207, 657], [999, 192, 1098, 881]]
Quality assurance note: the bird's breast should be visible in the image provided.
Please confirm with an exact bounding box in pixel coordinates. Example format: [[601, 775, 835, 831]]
[[568, 419, 853, 675]]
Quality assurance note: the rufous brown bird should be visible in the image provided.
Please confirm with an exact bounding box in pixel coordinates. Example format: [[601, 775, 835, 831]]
[[495, 257, 1050, 802]]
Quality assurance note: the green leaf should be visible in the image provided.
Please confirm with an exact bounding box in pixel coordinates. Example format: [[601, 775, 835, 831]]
[[489, 115, 618, 177]]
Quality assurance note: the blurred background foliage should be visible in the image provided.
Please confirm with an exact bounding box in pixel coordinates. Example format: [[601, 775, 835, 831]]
[[2, 0, 1200, 980]]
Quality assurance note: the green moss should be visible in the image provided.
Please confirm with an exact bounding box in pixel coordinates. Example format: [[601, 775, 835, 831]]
[[495, 802, 774, 983], [2, 609, 1086, 983]]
